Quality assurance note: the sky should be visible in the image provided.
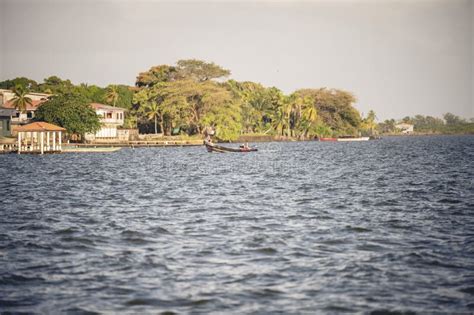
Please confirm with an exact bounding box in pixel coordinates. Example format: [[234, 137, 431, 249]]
[[0, 0, 473, 120]]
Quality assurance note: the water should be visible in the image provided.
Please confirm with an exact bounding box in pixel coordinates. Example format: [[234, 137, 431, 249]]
[[1, 136, 473, 314]]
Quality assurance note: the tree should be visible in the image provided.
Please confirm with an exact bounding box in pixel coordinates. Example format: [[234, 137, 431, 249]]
[[136, 65, 179, 88], [443, 113, 465, 125], [11, 85, 33, 113], [105, 85, 119, 107], [293, 88, 361, 135], [34, 93, 101, 136], [176, 59, 230, 82], [144, 102, 161, 134], [361, 110, 377, 135], [0, 77, 38, 90], [38, 76, 74, 94]]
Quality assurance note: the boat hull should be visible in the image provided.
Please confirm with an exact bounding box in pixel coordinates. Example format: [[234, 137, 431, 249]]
[[204, 141, 257, 153], [337, 137, 370, 142]]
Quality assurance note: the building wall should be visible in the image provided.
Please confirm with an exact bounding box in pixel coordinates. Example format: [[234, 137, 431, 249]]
[[95, 126, 118, 138], [0, 119, 11, 137]]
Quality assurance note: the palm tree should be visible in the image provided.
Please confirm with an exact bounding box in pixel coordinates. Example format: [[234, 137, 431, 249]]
[[11, 85, 33, 114], [106, 85, 119, 107], [272, 106, 286, 136], [144, 102, 161, 134], [282, 98, 294, 137], [302, 102, 318, 137], [363, 110, 377, 135]]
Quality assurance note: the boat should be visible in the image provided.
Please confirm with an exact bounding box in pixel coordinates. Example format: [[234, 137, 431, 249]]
[[337, 136, 370, 142], [204, 140, 258, 153], [62, 146, 122, 153], [317, 136, 370, 142]]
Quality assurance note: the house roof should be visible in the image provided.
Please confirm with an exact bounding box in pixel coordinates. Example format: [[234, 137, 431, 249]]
[[0, 89, 52, 97], [2, 99, 46, 111], [91, 103, 126, 111], [15, 122, 66, 132]]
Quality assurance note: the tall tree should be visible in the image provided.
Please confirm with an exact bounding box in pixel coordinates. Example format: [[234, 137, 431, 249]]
[[0, 77, 38, 90], [144, 102, 161, 134], [362, 110, 377, 135], [11, 85, 33, 113], [105, 85, 119, 107], [34, 93, 101, 136], [176, 59, 231, 82], [135, 65, 179, 88]]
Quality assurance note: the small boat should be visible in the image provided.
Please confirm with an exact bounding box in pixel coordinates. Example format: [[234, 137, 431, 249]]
[[62, 146, 122, 153], [318, 137, 338, 141], [337, 136, 370, 142], [204, 140, 257, 153]]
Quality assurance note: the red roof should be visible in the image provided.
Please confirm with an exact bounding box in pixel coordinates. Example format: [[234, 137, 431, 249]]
[[91, 103, 126, 111], [15, 122, 66, 132], [2, 99, 46, 111]]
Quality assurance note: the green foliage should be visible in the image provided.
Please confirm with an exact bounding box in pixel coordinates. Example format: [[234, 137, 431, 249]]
[[136, 65, 179, 88], [5, 60, 417, 139], [34, 93, 101, 135], [176, 59, 231, 82], [293, 88, 361, 136], [37, 76, 74, 94], [134, 77, 241, 140], [361, 110, 377, 135], [0, 77, 38, 90], [378, 113, 474, 135], [11, 85, 33, 113], [377, 119, 396, 134]]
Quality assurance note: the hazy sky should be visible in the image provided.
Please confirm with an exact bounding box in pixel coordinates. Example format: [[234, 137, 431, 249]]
[[0, 0, 473, 119]]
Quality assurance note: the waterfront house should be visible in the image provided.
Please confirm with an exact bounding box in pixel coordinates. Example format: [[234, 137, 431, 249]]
[[84, 103, 125, 141], [395, 123, 414, 134], [0, 89, 51, 124], [0, 108, 16, 137]]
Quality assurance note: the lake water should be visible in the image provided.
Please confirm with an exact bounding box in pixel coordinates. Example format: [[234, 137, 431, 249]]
[[1, 136, 473, 314]]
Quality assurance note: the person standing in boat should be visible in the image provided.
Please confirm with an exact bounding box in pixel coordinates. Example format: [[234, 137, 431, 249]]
[[204, 126, 215, 144]]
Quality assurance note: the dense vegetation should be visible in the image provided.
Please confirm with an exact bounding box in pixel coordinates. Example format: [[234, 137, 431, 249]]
[[377, 113, 474, 135], [1, 59, 473, 139], [35, 93, 101, 136]]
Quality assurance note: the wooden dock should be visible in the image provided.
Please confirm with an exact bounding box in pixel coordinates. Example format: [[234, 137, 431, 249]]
[[71, 140, 204, 148]]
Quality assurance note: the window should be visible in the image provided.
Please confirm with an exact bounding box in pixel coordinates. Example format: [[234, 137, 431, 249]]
[[107, 112, 112, 119]]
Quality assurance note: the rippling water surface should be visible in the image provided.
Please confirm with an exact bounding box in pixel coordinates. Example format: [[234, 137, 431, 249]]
[[1, 136, 474, 314]]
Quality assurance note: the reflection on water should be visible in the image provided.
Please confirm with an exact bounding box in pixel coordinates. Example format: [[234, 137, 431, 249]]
[[1, 136, 473, 313]]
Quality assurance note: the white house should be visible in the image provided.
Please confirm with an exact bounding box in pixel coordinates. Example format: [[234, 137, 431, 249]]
[[85, 103, 125, 141], [0, 89, 51, 123], [395, 123, 414, 134]]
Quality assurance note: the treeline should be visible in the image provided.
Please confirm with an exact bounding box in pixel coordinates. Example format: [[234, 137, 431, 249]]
[[2, 59, 471, 139], [378, 113, 474, 135]]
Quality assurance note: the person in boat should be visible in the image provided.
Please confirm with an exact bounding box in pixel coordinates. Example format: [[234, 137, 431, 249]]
[[240, 142, 250, 150]]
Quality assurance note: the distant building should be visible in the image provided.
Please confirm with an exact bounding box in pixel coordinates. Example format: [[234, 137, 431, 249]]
[[395, 123, 414, 134], [0, 108, 17, 137], [0, 89, 51, 124], [85, 103, 125, 141]]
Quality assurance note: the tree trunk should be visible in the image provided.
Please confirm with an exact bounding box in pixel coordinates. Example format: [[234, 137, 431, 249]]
[[159, 120, 164, 135], [154, 115, 158, 134]]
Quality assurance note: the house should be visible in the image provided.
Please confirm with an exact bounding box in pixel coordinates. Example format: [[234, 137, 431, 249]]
[[0, 89, 51, 124], [84, 103, 125, 141], [395, 123, 414, 134], [0, 108, 17, 137]]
